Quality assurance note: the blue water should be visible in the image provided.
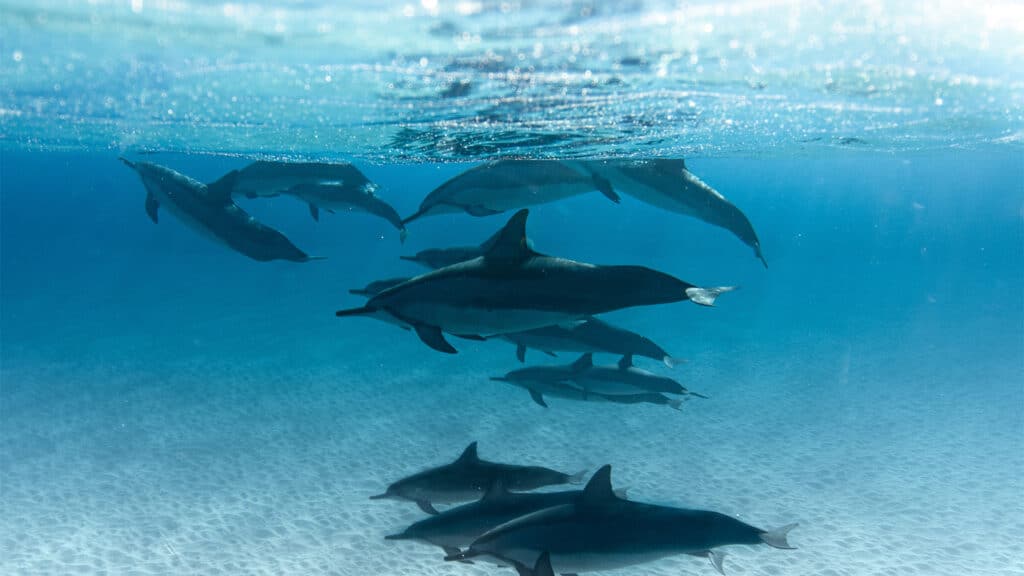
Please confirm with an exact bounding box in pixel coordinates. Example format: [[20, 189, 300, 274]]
[[2, 1, 1024, 575]]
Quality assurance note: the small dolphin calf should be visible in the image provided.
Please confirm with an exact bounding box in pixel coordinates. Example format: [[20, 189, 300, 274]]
[[400, 226, 504, 269], [574, 159, 767, 267], [229, 161, 407, 240], [120, 159, 318, 262], [336, 209, 734, 353], [402, 160, 620, 225], [491, 371, 685, 410], [385, 481, 627, 558], [497, 317, 684, 367], [569, 353, 706, 397], [449, 466, 797, 574], [371, 442, 583, 515], [349, 277, 411, 297]]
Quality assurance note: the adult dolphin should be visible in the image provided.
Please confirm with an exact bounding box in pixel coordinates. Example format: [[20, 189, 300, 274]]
[[335, 209, 734, 353], [448, 466, 797, 574], [120, 159, 319, 262], [401, 160, 620, 225], [230, 161, 407, 241], [574, 158, 767, 267], [370, 442, 583, 515]]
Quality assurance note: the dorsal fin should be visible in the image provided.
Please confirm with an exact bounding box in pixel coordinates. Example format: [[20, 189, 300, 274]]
[[207, 169, 240, 203], [617, 354, 633, 370], [455, 441, 479, 464], [580, 465, 617, 506], [481, 478, 510, 502], [570, 353, 593, 372], [483, 209, 536, 263]]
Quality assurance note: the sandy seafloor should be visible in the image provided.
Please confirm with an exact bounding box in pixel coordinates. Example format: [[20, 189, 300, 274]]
[[1, 150, 1022, 575]]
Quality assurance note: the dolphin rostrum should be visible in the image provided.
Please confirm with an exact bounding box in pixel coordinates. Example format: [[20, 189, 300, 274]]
[[574, 159, 767, 267], [335, 209, 734, 353], [229, 161, 407, 241], [120, 159, 319, 262], [370, 442, 584, 515], [448, 465, 797, 574], [402, 160, 620, 225], [497, 316, 684, 367], [384, 480, 627, 559]]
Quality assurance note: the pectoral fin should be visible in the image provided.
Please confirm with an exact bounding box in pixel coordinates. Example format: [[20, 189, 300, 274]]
[[529, 390, 548, 408], [516, 344, 527, 363], [414, 324, 458, 354], [592, 174, 620, 203], [308, 202, 320, 221], [415, 500, 439, 515], [145, 192, 159, 223], [465, 204, 503, 217]]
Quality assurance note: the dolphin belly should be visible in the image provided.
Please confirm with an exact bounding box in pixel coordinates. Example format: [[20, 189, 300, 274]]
[[397, 302, 580, 336]]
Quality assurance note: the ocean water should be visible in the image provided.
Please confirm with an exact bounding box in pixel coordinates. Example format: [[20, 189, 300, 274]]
[[2, 2, 1023, 576]]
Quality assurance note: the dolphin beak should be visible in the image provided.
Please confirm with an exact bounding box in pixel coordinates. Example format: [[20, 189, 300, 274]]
[[489, 376, 509, 382], [119, 157, 136, 169], [369, 492, 391, 500], [399, 255, 418, 262]]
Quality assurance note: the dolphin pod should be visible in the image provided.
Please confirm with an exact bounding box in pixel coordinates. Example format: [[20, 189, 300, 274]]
[[336, 209, 734, 353], [120, 159, 319, 262]]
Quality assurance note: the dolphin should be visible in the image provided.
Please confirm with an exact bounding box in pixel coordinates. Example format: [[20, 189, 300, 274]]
[[512, 551, 556, 576], [568, 353, 707, 398], [401, 160, 620, 225], [572, 159, 767, 267], [384, 480, 628, 559], [335, 209, 734, 354], [399, 225, 504, 270], [229, 161, 407, 240], [349, 277, 411, 297], [448, 466, 798, 574], [497, 317, 684, 367], [120, 159, 319, 262], [490, 372, 686, 410], [370, 442, 584, 515]]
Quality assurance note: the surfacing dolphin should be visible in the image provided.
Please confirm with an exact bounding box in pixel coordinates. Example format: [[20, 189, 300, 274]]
[[336, 209, 734, 353], [120, 159, 319, 262], [401, 160, 620, 226], [573, 159, 767, 267], [448, 465, 797, 574], [497, 316, 684, 367], [384, 480, 627, 559], [370, 442, 584, 515], [229, 161, 407, 241]]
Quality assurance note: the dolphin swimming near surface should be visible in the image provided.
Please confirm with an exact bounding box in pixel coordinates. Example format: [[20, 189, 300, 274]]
[[497, 316, 684, 367], [572, 158, 768, 267], [229, 161, 407, 241], [401, 160, 620, 226], [448, 465, 798, 574], [336, 209, 735, 353], [370, 442, 584, 515], [120, 159, 319, 262], [384, 480, 628, 559]]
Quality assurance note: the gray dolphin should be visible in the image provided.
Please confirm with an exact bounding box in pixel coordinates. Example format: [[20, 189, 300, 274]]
[[497, 317, 684, 367], [402, 160, 620, 225], [448, 465, 797, 574], [335, 209, 734, 354], [490, 372, 686, 410], [120, 159, 319, 262], [569, 353, 707, 397], [230, 161, 407, 241], [573, 159, 767, 267], [399, 225, 504, 269], [349, 277, 411, 297], [385, 480, 628, 559], [370, 442, 584, 515]]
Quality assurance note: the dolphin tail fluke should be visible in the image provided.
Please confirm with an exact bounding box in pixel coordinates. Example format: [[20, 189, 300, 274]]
[[684, 286, 737, 307], [760, 523, 798, 549], [667, 398, 685, 410], [567, 469, 588, 485], [663, 356, 687, 369]]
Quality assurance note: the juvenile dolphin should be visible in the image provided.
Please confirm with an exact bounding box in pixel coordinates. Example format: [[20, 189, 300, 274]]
[[399, 226, 503, 269], [448, 466, 798, 574], [490, 372, 685, 410], [569, 353, 707, 397], [349, 277, 411, 297], [120, 159, 318, 262], [336, 209, 734, 353], [229, 161, 407, 240], [402, 160, 620, 225], [370, 442, 584, 515], [574, 159, 767, 267], [497, 317, 684, 367], [385, 481, 627, 558]]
